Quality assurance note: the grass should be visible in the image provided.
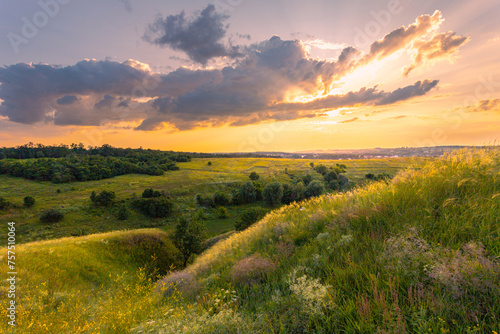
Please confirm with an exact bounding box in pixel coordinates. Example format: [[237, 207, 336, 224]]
[[0, 229, 181, 333], [0, 157, 425, 245], [129, 148, 500, 333]]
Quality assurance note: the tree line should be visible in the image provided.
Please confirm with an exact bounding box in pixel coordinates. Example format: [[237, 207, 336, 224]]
[[0, 143, 190, 183]]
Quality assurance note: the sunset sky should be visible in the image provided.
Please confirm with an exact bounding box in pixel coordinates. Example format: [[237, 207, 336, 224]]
[[0, 0, 499, 152]]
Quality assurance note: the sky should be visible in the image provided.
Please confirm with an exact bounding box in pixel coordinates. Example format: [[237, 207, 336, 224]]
[[0, 0, 499, 152]]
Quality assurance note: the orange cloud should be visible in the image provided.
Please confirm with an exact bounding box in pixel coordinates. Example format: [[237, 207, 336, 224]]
[[404, 31, 470, 76]]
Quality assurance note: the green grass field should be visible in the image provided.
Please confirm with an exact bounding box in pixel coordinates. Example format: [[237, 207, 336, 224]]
[[1, 149, 499, 333], [0, 157, 427, 245]]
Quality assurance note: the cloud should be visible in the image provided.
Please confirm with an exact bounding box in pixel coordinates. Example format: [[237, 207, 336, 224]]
[[339, 117, 359, 123], [56, 95, 78, 105], [375, 80, 439, 105], [462, 99, 500, 113], [277, 80, 438, 112], [403, 31, 470, 76], [0, 10, 459, 132], [117, 0, 132, 12], [362, 10, 444, 64], [144, 4, 242, 65]]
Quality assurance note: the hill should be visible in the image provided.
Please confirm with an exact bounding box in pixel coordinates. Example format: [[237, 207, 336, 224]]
[[1, 148, 499, 333], [138, 148, 500, 333]]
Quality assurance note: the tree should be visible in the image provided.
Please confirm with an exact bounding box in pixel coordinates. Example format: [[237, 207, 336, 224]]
[[40, 208, 64, 223], [235, 207, 266, 231], [91, 190, 116, 207], [262, 182, 283, 206], [207, 161, 212, 166], [249, 172, 259, 180], [213, 192, 230, 206], [302, 174, 313, 186], [133, 197, 174, 218], [324, 170, 338, 183], [314, 164, 328, 175], [117, 204, 129, 220], [240, 182, 257, 203], [24, 196, 35, 208], [305, 180, 325, 198], [172, 217, 206, 267]]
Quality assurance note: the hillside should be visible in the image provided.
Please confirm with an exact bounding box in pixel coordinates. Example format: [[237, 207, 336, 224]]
[[1, 148, 499, 333], [138, 148, 500, 333]]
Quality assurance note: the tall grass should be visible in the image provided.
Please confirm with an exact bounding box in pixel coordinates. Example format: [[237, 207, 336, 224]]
[[136, 148, 500, 333], [2, 149, 498, 333]]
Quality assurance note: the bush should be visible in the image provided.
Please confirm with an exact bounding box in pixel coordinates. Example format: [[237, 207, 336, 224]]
[[117, 204, 129, 220], [240, 182, 257, 203], [305, 180, 325, 198], [249, 171, 259, 180], [172, 217, 206, 267], [314, 164, 328, 175], [302, 174, 313, 186], [0, 196, 10, 210], [235, 207, 266, 231], [207, 161, 212, 166], [213, 192, 230, 206], [40, 208, 64, 223], [324, 170, 338, 183], [195, 194, 215, 208], [133, 197, 174, 218], [282, 182, 306, 204], [90, 190, 116, 207], [262, 182, 284, 206], [142, 188, 162, 198], [216, 206, 229, 219], [23, 196, 35, 208]]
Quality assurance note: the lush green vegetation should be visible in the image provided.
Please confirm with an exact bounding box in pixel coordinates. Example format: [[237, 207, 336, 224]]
[[1, 148, 498, 333], [138, 148, 499, 333], [0, 143, 189, 183], [0, 156, 422, 245]]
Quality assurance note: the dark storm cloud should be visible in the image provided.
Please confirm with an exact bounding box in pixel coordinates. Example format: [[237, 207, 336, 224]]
[[56, 95, 78, 105], [276, 80, 439, 113], [144, 4, 243, 65]]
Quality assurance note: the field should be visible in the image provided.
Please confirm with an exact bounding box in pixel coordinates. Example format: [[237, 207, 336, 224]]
[[10, 153, 499, 333], [0, 156, 427, 245]]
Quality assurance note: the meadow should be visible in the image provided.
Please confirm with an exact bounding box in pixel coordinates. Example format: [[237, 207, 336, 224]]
[[0, 156, 425, 245], [6, 152, 498, 333]]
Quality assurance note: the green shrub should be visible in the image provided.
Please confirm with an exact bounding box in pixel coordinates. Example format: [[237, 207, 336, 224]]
[[23, 196, 35, 208], [213, 192, 230, 206], [240, 182, 257, 203], [133, 197, 174, 218], [90, 190, 116, 207], [216, 206, 229, 219], [249, 171, 259, 180], [195, 194, 215, 208], [0, 196, 10, 210], [40, 208, 64, 223], [262, 182, 284, 206], [142, 188, 162, 198], [235, 207, 266, 231], [305, 180, 325, 198], [117, 204, 129, 220]]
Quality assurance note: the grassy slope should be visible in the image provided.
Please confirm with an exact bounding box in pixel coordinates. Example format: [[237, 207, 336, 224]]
[[0, 157, 424, 245], [0, 229, 181, 333], [132, 149, 500, 333]]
